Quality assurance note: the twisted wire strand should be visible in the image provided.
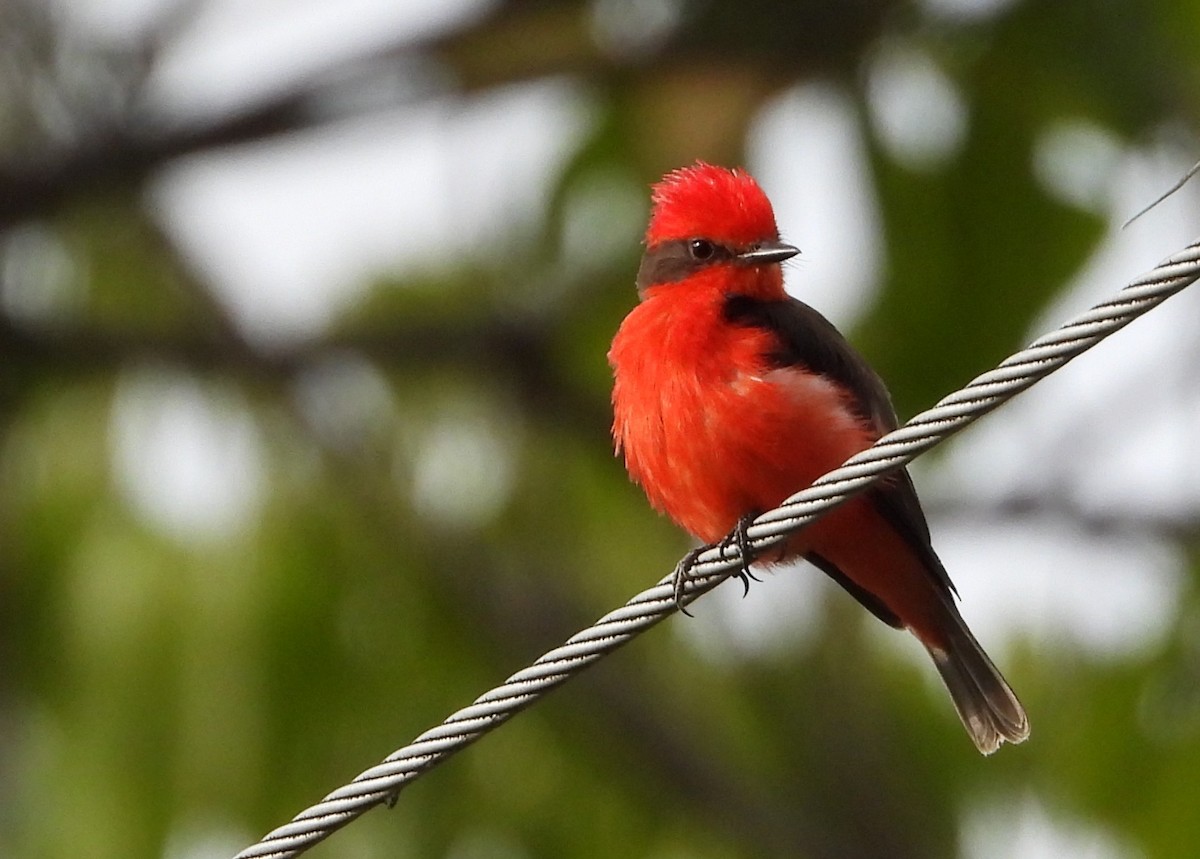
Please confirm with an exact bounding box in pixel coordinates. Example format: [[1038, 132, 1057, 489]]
[[234, 238, 1200, 859]]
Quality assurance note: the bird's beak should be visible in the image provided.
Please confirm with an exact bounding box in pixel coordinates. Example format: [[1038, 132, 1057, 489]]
[[737, 241, 800, 265]]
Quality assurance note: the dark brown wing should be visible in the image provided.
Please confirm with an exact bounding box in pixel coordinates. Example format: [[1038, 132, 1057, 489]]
[[723, 294, 957, 601]]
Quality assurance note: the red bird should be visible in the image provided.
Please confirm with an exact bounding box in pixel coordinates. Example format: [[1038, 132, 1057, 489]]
[[609, 162, 1029, 754]]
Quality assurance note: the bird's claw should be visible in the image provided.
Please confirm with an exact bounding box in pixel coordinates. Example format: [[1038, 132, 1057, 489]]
[[718, 512, 760, 597], [671, 546, 706, 616], [672, 512, 761, 612]]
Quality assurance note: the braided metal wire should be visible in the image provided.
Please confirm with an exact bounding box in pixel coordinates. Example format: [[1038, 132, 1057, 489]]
[[234, 238, 1200, 859]]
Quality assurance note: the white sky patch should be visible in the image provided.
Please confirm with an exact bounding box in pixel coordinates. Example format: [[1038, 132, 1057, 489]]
[[934, 288, 1200, 519], [405, 404, 518, 531], [936, 142, 1200, 516], [1033, 118, 1124, 214], [557, 169, 647, 278], [162, 816, 253, 859], [681, 511, 1182, 668], [934, 519, 1182, 661], [48, 0, 169, 44], [292, 352, 397, 453], [139, 0, 492, 119], [749, 82, 883, 328], [151, 80, 594, 345], [1036, 143, 1200, 319], [963, 795, 1145, 859], [865, 39, 969, 171], [918, 0, 1020, 21], [109, 367, 266, 543], [0, 223, 85, 326], [925, 144, 1200, 663], [676, 559, 827, 665], [590, 0, 685, 60]]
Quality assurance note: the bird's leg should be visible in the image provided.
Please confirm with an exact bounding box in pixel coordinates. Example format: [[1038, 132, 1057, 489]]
[[718, 511, 761, 597]]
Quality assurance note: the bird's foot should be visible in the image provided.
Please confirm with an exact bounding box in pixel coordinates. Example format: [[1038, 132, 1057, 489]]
[[671, 546, 706, 616], [671, 512, 762, 614], [718, 511, 761, 597]]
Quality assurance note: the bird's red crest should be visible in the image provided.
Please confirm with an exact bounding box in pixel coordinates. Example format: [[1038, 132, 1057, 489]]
[[645, 161, 780, 248]]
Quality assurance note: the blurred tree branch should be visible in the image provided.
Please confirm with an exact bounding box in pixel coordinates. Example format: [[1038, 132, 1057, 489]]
[[928, 493, 1200, 545], [0, 104, 310, 232], [0, 315, 609, 437], [0, 0, 896, 231]]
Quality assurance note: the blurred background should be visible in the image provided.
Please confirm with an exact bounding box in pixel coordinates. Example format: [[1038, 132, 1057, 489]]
[[3, 0, 1200, 857]]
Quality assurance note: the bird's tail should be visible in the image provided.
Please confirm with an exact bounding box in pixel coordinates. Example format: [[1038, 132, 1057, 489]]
[[923, 604, 1029, 755]]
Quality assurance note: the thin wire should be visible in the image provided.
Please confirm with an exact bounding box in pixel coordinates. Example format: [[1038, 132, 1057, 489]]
[[233, 238, 1200, 859], [1122, 159, 1200, 229]]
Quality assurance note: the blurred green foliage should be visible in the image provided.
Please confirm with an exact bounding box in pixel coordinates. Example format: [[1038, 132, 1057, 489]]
[[2, 1, 1199, 858]]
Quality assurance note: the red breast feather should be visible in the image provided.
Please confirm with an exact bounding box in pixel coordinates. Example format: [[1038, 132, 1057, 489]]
[[610, 272, 874, 544]]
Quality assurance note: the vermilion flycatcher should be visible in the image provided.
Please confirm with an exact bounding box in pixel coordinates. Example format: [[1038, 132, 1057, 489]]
[[609, 162, 1029, 754]]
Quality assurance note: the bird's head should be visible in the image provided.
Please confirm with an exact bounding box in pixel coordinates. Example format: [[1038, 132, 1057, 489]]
[[637, 162, 798, 299]]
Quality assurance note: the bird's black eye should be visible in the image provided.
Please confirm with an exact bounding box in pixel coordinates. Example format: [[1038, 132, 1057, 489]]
[[688, 239, 716, 260]]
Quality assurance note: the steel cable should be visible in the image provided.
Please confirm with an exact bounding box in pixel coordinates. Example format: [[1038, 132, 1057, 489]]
[[234, 238, 1200, 859]]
